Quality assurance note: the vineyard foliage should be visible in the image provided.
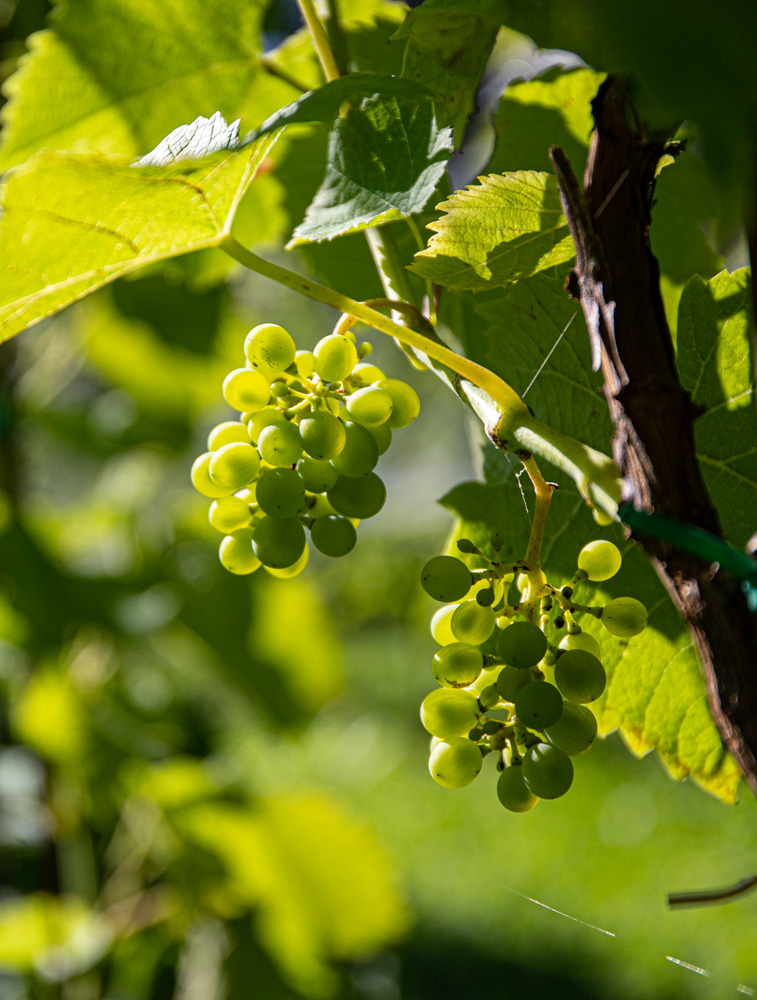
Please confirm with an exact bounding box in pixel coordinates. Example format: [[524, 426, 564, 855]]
[[0, 0, 755, 996]]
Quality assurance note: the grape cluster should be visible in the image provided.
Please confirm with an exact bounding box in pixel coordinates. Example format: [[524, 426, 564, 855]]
[[419, 539, 648, 811], [191, 323, 419, 576]]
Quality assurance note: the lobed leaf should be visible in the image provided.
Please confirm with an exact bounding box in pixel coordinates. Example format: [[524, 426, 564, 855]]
[[676, 268, 757, 549], [410, 171, 575, 291], [290, 94, 453, 244], [0, 133, 275, 342]]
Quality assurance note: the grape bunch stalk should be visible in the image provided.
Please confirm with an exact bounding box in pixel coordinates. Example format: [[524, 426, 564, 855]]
[[191, 321, 420, 576], [419, 534, 648, 812]]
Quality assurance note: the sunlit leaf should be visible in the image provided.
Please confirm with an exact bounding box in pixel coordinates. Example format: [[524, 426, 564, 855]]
[[12, 670, 87, 764]]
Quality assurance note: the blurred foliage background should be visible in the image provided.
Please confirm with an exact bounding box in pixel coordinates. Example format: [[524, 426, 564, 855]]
[[0, 2, 756, 999]]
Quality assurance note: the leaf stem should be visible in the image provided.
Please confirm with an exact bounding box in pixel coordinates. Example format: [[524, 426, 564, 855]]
[[296, 0, 341, 82]]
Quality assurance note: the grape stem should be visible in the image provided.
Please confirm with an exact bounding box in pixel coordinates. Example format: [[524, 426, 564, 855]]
[[295, 0, 341, 83], [218, 235, 621, 513]]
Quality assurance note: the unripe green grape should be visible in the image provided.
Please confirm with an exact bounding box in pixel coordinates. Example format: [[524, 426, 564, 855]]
[[346, 386, 394, 427], [430, 604, 457, 645], [313, 334, 358, 382], [191, 452, 235, 498], [450, 600, 495, 645], [207, 421, 251, 450], [299, 410, 346, 460], [479, 685, 501, 711], [223, 368, 270, 412], [310, 515, 357, 557], [247, 406, 288, 444], [209, 495, 253, 534], [497, 620, 547, 669], [431, 642, 484, 688], [577, 539, 622, 581], [266, 543, 309, 578], [219, 530, 261, 575], [514, 681, 563, 729], [376, 378, 420, 428], [497, 765, 539, 812], [294, 350, 315, 378], [357, 342, 372, 359], [366, 421, 392, 455], [330, 422, 378, 477], [257, 422, 303, 467], [327, 472, 386, 519], [235, 484, 256, 503], [466, 666, 502, 696], [244, 323, 296, 378], [298, 456, 339, 494], [346, 362, 386, 388], [256, 468, 306, 519], [252, 515, 306, 568], [209, 442, 261, 491], [421, 556, 471, 602], [554, 649, 606, 703], [307, 494, 338, 519], [420, 688, 479, 739], [601, 596, 648, 637], [559, 631, 601, 658], [496, 665, 532, 703], [522, 742, 574, 799], [429, 738, 483, 789], [545, 702, 597, 755]]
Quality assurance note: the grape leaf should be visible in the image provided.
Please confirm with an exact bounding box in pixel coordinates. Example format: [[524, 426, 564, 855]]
[[441, 279, 740, 801], [393, 0, 500, 143], [0, 0, 267, 170], [136, 111, 240, 166], [676, 268, 757, 550], [0, 132, 275, 342], [251, 72, 434, 139], [289, 94, 453, 245], [410, 171, 575, 291]]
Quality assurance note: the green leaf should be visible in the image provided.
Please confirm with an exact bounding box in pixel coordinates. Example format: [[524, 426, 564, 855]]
[[410, 171, 575, 291], [394, 0, 500, 143], [0, 0, 267, 170], [252, 73, 434, 139], [289, 94, 452, 244], [0, 134, 274, 342], [441, 277, 740, 802], [676, 268, 757, 549]]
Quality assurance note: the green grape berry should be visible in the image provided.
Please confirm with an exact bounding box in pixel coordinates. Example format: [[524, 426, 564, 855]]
[[514, 681, 563, 729], [247, 406, 288, 444], [207, 421, 251, 450], [544, 702, 597, 755], [257, 422, 303, 467], [298, 456, 339, 494], [266, 543, 309, 579], [450, 600, 495, 645], [497, 621, 548, 669], [601, 597, 648, 637], [313, 334, 358, 382], [244, 323, 296, 378], [346, 386, 393, 427], [209, 495, 253, 534], [420, 688, 479, 739], [376, 378, 420, 428], [222, 368, 270, 412], [559, 631, 602, 658], [327, 473, 386, 519], [496, 665, 532, 703], [251, 515, 306, 568], [554, 649, 606, 703], [577, 539, 622, 581], [497, 765, 539, 812], [255, 468, 306, 519], [294, 350, 315, 378], [420, 556, 471, 602], [429, 738, 483, 789], [522, 742, 574, 799], [431, 642, 484, 688], [330, 422, 379, 477], [298, 410, 346, 461], [346, 362, 386, 388], [430, 604, 457, 645], [208, 442, 260, 491], [219, 530, 261, 575], [191, 452, 235, 498], [310, 515, 357, 557], [365, 421, 392, 456]]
